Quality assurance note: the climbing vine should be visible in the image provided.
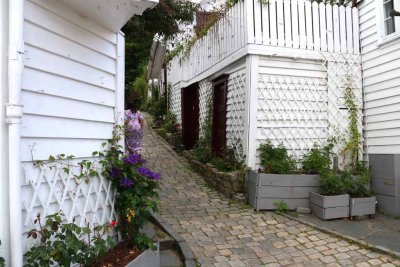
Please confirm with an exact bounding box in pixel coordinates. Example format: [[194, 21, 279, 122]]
[[343, 84, 361, 169]]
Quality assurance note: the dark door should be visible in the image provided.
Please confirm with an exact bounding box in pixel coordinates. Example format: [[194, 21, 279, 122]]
[[212, 75, 228, 156], [181, 83, 199, 150]]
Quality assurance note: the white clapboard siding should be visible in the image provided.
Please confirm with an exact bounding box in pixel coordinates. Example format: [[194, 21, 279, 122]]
[[22, 0, 120, 161]]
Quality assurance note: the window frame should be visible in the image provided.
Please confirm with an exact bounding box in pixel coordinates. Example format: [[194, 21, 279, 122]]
[[377, 0, 400, 45]]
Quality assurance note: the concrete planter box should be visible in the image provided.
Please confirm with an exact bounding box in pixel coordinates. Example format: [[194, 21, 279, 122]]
[[183, 151, 245, 198], [349, 196, 376, 217], [309, 192, 349, 220], [126, 243, 160, 267], [247, 170, 320, 211]]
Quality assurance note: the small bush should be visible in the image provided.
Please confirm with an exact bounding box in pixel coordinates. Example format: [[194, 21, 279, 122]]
[[161, 112, 179, 133], [259, 141, 296, 174], [302, 145, 330, 174], [320, 170, 352, 196], [273, 200, 289, 214], [347, 162, 372, 197]]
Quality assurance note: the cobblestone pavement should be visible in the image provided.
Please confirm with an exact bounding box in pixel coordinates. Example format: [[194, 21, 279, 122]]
[[142, 117, 400, 267]]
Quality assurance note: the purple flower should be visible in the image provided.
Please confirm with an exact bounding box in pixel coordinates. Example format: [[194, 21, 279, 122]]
[[123, 153, 141, 164], [137, 167, 152, 176], [151, 173, 161, 180], [137, 167, 161, 180], [120, 177, 134, 187], [108, 167, 123, 178]]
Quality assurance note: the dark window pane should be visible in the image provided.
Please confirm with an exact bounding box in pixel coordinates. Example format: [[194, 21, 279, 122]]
[[385, 19, 395, 35], [384, 0, 394, 18]]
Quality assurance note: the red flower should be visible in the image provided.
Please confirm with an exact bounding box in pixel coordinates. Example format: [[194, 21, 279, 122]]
[[110, 220, 117, 227]]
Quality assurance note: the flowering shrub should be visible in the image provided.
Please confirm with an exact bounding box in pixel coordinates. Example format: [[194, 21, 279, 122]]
[[24, 213, 115, 267], [103, 126, 160, 250]]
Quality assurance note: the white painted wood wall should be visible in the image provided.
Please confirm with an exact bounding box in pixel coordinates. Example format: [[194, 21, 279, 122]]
[[19, 0, 123, 251], [359, 0, 400, 154], [166, 0, 362, 169]]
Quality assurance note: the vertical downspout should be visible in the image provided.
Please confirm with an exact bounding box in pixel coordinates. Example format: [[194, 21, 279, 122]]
[[5, 0, 24, 266]]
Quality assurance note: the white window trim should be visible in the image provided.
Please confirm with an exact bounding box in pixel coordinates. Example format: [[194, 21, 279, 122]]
[[377, 0, 400, 45]]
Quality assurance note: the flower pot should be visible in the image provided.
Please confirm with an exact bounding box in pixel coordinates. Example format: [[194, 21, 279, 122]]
[[349, 196, 376, 217], [309, 192, 349, 220], [247, 170, 320, 211], [125, 243, 160, 267]]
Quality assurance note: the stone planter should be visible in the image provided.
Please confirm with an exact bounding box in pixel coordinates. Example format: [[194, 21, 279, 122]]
[[349, 196, 376, 217], [183, 151, 245, 198], [247, 170, 320, 211], [309, 192, 349, 220], [126, 243, 160, 267]]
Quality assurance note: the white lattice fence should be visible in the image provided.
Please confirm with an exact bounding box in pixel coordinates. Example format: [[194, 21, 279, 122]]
[[227, 69, 247, 157], [168, 85, 182, 125], [256, 52, 362, 168], [198, 80, 213, 136], [21, 161, 116, 250]]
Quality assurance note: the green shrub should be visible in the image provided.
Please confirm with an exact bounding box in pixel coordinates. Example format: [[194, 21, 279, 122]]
[[347, 162, 372, 197], [259, 141, 296, 174], [302, 145, 330, 174], [210, 145, 244, 172], [320, 170, 352, 196], [24, 213, 114, 267], [161, 112, 179, 133]]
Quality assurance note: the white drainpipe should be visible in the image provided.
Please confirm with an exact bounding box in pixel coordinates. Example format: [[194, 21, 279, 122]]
[[5, 0, 24, 266]]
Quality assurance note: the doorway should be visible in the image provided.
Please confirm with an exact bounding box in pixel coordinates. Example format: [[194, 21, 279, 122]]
[[212, 75, 229, 156], [181, 83, 199, 150]]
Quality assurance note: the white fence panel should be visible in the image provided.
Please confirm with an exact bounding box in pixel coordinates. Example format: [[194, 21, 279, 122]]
[[291, 0, 299, 49], [277, 0, 285, 47], [284, 0, 292, 47]]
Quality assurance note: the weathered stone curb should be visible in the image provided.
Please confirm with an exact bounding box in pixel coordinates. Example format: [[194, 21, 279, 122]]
[[282, 213, 400, 260], [150, 213, 197, 267], [182, 150, 245, 199]]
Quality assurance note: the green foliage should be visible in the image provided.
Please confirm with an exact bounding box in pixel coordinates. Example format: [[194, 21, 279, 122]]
[[24, 213, 114, 267], [347, 162, 372, 197], [129, 65, 149, 110], [102, 126, 160, 250], [0, 240, 4, 267], [320, 170, 352, 196], [301, 144, 331, 174], [147, 83, 167, 120], [161, 112, 179, 133], [343, 85, 361, 169], [259, 141, 296, 174], [123, 0, 197, 85], [273, 200, 289, 214], [210, 144, 244, 172]]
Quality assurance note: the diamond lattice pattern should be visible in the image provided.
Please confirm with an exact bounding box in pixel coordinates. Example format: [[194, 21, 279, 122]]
[[227, 69, 247, 157], [21, 161, 116, 250], [198, 80, 213, 136], [256, 52, 362, 168], [169, 85, 182, 125]]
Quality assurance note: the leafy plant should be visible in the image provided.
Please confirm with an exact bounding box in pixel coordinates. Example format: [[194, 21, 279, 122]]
[[320, 170, 352, 196], [302, 145, 331, 174], [103, 126, 160, 250], [0, 240, 5, 267], [24, 213, 114, 267], [259, 140, 296, 174], [161, 112, 179, 133], [347, 162, 372, 197], [273, 200, 289, 214]]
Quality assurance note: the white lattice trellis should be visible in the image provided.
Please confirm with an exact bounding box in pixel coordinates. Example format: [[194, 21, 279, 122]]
[[226, 69, 247, 157], [21, 161, 116, 250], [168, 85, 182, 125], [198, 80, 213, 136], [256, 52, 362, 167]]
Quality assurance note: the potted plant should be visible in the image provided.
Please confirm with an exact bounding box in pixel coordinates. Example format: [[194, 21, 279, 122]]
[[247, 141, 320, 211], [310, 170, 351, 220], [347, 162, 376, 218]]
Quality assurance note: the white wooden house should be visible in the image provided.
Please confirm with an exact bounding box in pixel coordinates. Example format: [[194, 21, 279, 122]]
[[165, 0, 400, 216], [0, 0, 157, 265], [358, 0, 400, 215], [165, 0, 362, 169]]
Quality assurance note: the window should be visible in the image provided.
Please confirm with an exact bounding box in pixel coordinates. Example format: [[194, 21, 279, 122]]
[[378, 0, 400, 44]]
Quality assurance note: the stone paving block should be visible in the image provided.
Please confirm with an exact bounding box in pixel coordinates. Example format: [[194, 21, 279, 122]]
[[141, 118, 400, 267]]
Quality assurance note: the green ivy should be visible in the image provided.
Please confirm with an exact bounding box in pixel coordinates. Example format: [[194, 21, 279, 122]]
[[301, 144, 331, 174]]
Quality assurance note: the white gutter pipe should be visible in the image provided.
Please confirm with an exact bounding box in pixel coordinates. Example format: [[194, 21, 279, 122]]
[[5, 0, 24, 266]]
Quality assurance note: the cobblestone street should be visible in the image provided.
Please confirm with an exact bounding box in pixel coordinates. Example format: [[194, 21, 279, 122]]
[[142, 117, 400, 267]]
